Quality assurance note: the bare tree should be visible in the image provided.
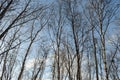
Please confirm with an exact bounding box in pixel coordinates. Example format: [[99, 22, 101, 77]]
[[48, 2, 65, 80], [0, 0, 50, 80], [84, 0, 120, 80], [0, 0, 120, 80]]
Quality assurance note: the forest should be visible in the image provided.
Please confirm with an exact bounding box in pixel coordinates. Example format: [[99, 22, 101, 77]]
[[0, 0, 120, 80]]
